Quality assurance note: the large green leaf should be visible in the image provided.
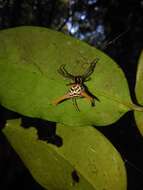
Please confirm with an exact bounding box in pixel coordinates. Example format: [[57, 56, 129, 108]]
[[0, 26, 137, 126], [134, 50, 143, 135], [3, 119, 127, 190]]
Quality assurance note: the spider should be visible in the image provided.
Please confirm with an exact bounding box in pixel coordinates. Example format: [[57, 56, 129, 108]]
[[52, 58, 99, 111]]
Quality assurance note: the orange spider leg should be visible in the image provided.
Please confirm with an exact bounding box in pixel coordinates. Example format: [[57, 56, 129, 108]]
[[52, 93, 71, 105], [81, 91, 94, 105]]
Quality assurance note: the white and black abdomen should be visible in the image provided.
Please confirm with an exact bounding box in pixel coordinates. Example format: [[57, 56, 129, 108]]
[[69, 84, 84, 97]]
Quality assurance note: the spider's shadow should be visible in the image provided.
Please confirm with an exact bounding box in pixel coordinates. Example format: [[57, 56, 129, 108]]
[[83, 84, 100, 107]]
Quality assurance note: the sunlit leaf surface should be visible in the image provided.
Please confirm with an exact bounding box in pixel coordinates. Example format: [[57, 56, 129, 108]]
[[134, 50, 143, 135], [0, 26, 134, 126], [3, 119, 127, 190]]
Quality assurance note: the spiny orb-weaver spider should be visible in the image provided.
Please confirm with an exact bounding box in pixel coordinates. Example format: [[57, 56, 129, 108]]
[[53, 58, 99, 111]]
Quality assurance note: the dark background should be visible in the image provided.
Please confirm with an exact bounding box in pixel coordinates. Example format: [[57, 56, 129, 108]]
[[0, 0, 143, 189]]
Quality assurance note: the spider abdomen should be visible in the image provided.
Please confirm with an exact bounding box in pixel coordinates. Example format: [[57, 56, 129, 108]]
[[69, 84, 84, 97]]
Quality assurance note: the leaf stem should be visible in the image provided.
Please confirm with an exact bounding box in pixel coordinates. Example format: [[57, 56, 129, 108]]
[[131, 103, 143, 112]]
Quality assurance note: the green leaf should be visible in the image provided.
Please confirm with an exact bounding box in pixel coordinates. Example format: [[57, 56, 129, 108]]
[[0, 26, 135, 126], [134, 50, 143, 135], [3, 119, 127, 190]]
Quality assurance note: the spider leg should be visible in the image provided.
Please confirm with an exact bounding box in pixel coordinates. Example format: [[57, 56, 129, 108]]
[[52, 93, 71, 105], [82, 58, 99, 81], [81, 91, 95, 106], [72, 98, 80, 112], [66, 82, 75, 86], [84, 77, 91, 82], [58, 64, 75, 80]]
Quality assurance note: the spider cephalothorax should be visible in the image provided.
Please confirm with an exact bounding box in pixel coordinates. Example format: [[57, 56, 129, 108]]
[[53, 58, 99, 111]]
